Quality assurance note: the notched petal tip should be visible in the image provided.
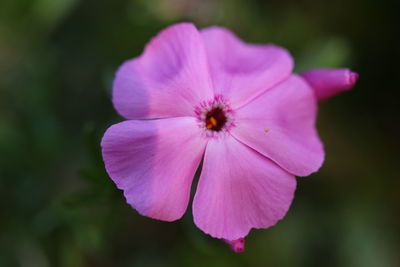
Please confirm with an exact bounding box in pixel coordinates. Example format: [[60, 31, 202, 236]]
[[301, 68, 359, 101], [223, 238, 245, 253]]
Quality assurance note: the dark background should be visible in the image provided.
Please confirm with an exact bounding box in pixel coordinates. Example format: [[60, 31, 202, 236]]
[[1, 0, 399, 266]]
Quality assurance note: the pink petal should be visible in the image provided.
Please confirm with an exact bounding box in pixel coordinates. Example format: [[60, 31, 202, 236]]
[[193, 136, 296, 240], [200, 26, 293, 108], [113, 23, 214, 119], [301, 68, 358, 101], [231, 75, 324, 177], [101, 117, 207, 221]]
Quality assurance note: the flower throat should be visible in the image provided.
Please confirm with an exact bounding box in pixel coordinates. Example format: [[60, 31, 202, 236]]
[[205, 107, 227, 131], [194, 95, 235, 137]]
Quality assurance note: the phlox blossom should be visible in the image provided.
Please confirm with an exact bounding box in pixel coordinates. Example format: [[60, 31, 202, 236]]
[[101, 23, 358, 252]]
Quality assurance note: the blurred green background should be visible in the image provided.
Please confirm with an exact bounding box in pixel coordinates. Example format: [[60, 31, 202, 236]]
[[1, 0, 399, 266]]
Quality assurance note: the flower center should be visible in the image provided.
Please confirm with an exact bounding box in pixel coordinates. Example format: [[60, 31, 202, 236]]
[[205, 107, 227, 131], [194, 95, 235, 137]]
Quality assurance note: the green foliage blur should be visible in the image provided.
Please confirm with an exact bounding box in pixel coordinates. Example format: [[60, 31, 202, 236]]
[[0, 0, 399, 266]]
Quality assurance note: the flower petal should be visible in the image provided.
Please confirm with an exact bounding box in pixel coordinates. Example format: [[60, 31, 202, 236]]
[[193, 136, 296, 240], [301, 68, 358, 101], [201, 26, 293, 108], [101, 117, 207, 221], [113, 23, 214, 119], [231, 75, 324, 177]]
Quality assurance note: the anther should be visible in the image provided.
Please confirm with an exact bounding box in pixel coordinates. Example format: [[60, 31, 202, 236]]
[[205, 107, 227, 131], [206, 116, 218, 129]]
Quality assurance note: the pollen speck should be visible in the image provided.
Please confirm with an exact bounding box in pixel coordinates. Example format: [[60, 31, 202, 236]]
[[264, 128, 270, 133]]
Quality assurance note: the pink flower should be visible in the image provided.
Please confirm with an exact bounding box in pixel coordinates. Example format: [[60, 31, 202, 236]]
[[101, 23, 358, 252]]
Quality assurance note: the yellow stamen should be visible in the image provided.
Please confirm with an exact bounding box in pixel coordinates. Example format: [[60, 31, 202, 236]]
[[206, 116, 218, 129]]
